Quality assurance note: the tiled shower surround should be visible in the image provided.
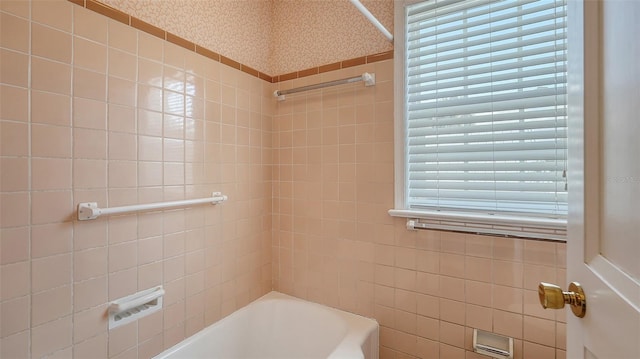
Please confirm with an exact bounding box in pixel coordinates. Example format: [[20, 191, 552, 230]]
[[0, 1, 567, 358]]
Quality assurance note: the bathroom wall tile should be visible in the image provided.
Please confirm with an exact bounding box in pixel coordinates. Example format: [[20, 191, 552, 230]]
[[139, 333, 164, 359], [32, 253, 72, 292], [109, 320, 138, 358], [31, 158, 72, 190], [138, 135, 164, 161], [31, 190, 73, 224], [74, 247, 107, 282], [73, 333, 107, 359], [108, 132, 137, 161], [32, 90, 71, 126], [138, 32, 164, 62], [32, 124, 72, 158], [493, 285, 523, 314], [74, 37, 108, 73], [1, 49, 29, 87], [31, 285, 72, 326], [3, 188, 38, 228], [31, 222, 72, 259], [136, 236, 162, 265], [0, 331, 30, 359], [138, 310, 163, 343], [523, 240, 556, 266], [493, 260, 523, 288], [0, 261, 30, 301], [74, 68, 107, 101], [439, 321, 465, 349], [164, 90, 185, 116], [0, 12, 29, 53], [74, 97, 107, 130], [465, 304, 493, 332], [0, 227, 29, 265], [0, 296, 30, 337], [32, 0, 72, 32], [138, 261, 163, 289], [109, 241, 138, 272], [74, 276, 107, 312], [493, 309, 523, 339], [138, 84, 163, 112], [138, 59, 164, 87], [556, 321, 566, 350], [523, 340, 555, 358], [102, 107, 130, 135], [109, 161, 138, 188], [465, 256, 492, 283], [109, 19, 137, 54], [1, 86, 29, 122], [108, 268, 138, 301], [163, 323, 185, 351], [74, 159, 107, 188], [31, 316, 72, 359], [108, 76, 137, 107], [138, 161, 163, 187], [524, 315, 556, 347], [439, 298, 465, 326], [0, 121, 28, 156], [556, 243, 567, 269], [440, 253, 465, 278], [493, 237, 524, 262], [73, 5, 108, 44], [0, 157, 28, 192], [109, 48, 138, 81], [31, 22, 71, 63], [71, 219, 106, 252], [73, 305, 108, 344], [31, 57, 71, 95]]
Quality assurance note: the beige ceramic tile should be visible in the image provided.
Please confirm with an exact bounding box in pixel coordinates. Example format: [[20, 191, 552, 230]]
[[0, 296, 30, 337], [31, 90, 71, 126], [32, 253, 72, 292], [30, 316, 72, 359], [31, 57, 71, 95], [1, 49, 29, 87], [0, 227, 29, 266], [0, 157, 28, 192], [32, 0, 72, 32], [0, 12, 29, 53], [31, 23, 72, 63]]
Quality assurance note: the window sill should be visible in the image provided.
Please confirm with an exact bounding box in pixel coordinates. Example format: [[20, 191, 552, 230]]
[[388, 209, 567, 241]]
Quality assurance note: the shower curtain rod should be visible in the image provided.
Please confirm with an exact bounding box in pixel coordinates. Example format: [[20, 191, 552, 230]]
[[273, 72, 376, 101], [349, 0, 393, 42]]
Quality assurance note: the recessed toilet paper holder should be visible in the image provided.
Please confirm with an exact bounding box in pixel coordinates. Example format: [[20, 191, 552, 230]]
[[473, 329, 513, 359]]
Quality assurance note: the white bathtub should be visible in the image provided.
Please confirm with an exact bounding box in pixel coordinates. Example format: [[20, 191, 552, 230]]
[[154, 291, 379, 359]]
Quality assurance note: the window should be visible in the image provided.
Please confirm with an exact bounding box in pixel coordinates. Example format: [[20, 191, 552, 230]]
[[391, 0, 568, 240]]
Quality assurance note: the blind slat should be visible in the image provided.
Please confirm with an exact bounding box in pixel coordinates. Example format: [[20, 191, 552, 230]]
[[408, 109, 566, 129], [408, 54, 566, 83], [409, 118, 567, 137]]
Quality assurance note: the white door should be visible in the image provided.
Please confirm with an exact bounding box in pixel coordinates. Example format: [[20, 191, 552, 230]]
[[564, 0, 640, 358]]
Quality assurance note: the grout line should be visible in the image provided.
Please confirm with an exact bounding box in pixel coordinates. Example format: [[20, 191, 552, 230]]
[[64, 0, 393, 84]]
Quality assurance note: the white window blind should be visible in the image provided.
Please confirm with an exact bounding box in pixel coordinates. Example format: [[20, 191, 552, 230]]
[[404, 0, 568, 223]]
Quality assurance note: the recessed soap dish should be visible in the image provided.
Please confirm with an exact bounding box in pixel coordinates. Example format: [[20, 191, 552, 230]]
[[108, 285, 164, 330]]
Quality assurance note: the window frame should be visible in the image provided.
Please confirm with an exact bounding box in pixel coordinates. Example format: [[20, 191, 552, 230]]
[[390, 0, 568, 241]]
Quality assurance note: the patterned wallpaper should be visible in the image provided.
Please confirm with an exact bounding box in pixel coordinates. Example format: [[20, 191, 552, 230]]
[[271, 0, 393, 75], [99, 0, 393, 76]]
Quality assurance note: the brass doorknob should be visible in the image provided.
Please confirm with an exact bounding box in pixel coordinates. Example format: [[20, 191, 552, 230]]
[[538, 282, 586, 318]]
